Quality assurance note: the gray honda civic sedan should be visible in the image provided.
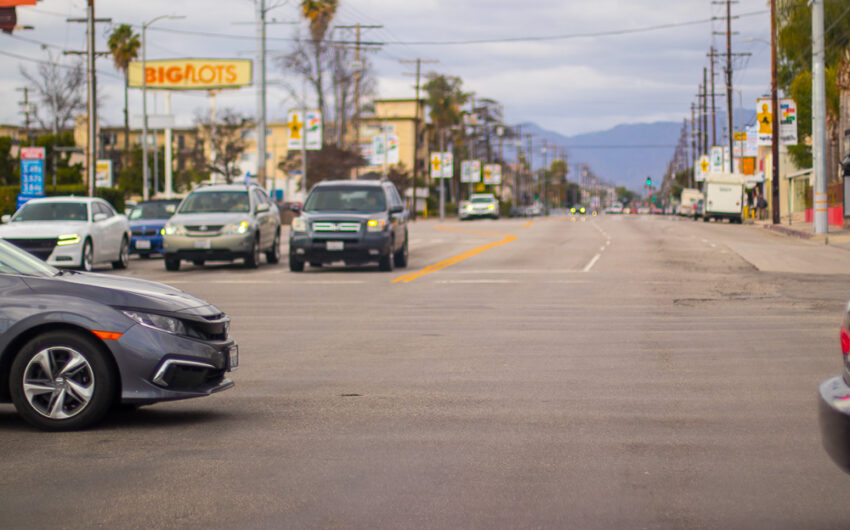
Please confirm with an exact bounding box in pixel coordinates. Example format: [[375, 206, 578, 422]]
[[0, 238, 237, 430]]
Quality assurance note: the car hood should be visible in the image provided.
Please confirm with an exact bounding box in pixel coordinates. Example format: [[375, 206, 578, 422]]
[[169, 212, 250, 226], [22, 271, 222, 317], [129, 218, 169, 229], [0, 221, 89, 238], [301, 211, 377, 221]]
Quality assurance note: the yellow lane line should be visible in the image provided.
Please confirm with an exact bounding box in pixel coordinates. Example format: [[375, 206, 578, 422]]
[[393, 225, 518, 283], [523, 220, 534, 228]]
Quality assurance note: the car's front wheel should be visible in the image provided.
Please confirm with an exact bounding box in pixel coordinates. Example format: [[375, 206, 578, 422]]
[[112, 236, 129, 269], [80, 239, 93, 272], [165, 255, 181, 271], [289, 252, 304, 272], [266, 231, 281, 264], [244, 236, 260, 268], [379, 239, 394, 272], [9, 330, 116, 431], [393, 234, 408, 268]]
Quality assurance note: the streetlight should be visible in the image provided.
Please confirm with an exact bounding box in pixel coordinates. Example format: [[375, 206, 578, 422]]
[[142, 14, 184, 201]]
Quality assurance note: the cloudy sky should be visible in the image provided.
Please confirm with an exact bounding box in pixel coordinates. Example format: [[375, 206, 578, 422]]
[[0, 0, 773, 138]]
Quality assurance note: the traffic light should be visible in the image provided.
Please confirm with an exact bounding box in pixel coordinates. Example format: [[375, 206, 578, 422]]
[[645, 177, 652, 187]]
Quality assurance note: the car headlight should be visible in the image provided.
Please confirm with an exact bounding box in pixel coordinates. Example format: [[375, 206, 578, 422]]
[[487, 204, 495, 210], [465, 204, 474, 211], [163, 223, 185, 236], [367, 219, 386, 232], [57, 233, 81, 246], [223, 221, 250, 234], [122, 310, 187, 335], [292, 217, 307, 232]]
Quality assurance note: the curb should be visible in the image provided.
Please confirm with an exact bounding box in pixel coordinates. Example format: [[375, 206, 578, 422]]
[[762, 224, 812, 240]]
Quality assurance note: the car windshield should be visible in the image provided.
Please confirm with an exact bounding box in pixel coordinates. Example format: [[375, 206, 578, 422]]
[[0, 239, 59, 277], [129, 201, 179, 220], [303, 187, 386, 213], [13, 202, 88, 222], [471, 196, 495, 203], [179, 191, 250, 213]]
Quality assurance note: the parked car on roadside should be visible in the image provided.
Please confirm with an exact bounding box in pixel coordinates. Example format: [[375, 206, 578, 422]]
[[459, 193, 500, 220], [162, 183, 281, 271], [128, 199, 181, 258], [0, 238, 237, 430], [0, 196, 130, 272], [288, 179, 408, 272], [819, 302, 850, 473]]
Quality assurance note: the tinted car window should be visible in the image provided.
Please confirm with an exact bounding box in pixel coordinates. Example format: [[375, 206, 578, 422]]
[[0, 238, 58, 276], [179, 191, 250, 213], [471, 196, 495, 203], [96, 201, 115, 217], [13, 202, 88, 222], [252, 189, 267, 211], [129, 201, 178, 220], [304, 187, 387, 213]]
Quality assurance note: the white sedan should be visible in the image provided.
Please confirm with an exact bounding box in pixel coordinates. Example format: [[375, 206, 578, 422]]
[[0, 196, 130, 271]]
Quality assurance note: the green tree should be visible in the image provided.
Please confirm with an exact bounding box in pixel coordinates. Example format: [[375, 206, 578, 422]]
[[777, 0, 850, 168], [107, 24, 140, 169], [0, 137, 18, 186], [423, 73, 470, 130]]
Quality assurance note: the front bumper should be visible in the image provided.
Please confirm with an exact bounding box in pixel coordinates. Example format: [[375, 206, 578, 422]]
[[290, 231, 391, 264], [163, 233, 254, 261], [460, 208, 498, 219], [818, 376, 850, 473], [3, 237, 83, 268], [106, 322, 237, 404], [131, 235, 165, 255]]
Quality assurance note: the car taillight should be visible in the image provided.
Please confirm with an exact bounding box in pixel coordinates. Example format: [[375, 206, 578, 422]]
[[841, 327, 850, 356]]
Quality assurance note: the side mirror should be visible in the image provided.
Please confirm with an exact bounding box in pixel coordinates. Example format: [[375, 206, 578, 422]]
[[389, 205, 404, 214], [1, 214, 10, 224], [256, 203, 270, 213], [288, 203, 301, 213], [93, 213, 107, 222]]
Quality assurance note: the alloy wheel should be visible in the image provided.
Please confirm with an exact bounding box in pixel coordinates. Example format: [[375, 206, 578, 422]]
[[22, 346, 95, 420]]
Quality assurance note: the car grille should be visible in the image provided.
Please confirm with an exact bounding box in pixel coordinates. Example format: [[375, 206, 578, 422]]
[[131, 227, 160, 236], [159, 363, 226, 391], [186, 225, 224, 233], [183, 313, 230, 341], [312, 222, 361, 233], [4, 238, 58, 260]]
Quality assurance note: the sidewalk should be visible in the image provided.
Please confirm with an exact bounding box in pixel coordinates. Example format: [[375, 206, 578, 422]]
[[750, 215, 850, 251]]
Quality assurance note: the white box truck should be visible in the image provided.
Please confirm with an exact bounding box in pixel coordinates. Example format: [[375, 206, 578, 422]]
[[703, 173, 745, 223], [678, 188, 704, 218]]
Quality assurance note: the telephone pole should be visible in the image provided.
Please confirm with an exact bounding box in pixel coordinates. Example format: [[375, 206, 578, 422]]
[[67, 1, 111, 197], [335, 24, 382, 178], [709, 46, 717, 147], [811, 0, 827, 232], [690, 103, 697, 188], [702, 67, 709, 155], [401, 57, 438, 221], [16, 87, 32, 146]]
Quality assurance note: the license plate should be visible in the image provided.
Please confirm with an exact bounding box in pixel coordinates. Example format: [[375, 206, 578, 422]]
[[228, 345, 238, 370], [135, 240, 151, 250], [326, 241, 344, 251], [194, 239, 211, 249]]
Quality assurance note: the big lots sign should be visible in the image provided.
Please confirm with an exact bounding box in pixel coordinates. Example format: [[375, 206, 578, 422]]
[[128, 59, 252, 90]]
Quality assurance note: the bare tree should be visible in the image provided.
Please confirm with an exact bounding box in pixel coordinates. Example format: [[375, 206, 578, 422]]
[[194, 108, 252, 183], [19, 52, 85, 133]]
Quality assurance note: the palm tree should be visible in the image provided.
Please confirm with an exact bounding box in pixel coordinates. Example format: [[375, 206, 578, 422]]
[[107, 24, 140, 169], [300, 0, 338, 141]]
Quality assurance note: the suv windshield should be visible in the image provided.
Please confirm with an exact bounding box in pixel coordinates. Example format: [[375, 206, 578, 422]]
[[13, 202, 88, 222], [0, 239, 58, 277], [129, 201, 179, 220], [471, 196, 495, 203], [179, 191, 250, 214], [304, 187, 386, 213]]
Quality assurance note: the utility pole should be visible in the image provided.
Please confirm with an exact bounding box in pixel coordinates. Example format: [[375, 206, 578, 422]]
[[811, 0, 827, 233], [542, 139, 549, 214], [709, 46, 717, 147], [67, 2, 111, 197], [256, 0, 267, 188], [526, 134, 533, 205], [401, 57, 438, 221], [335, 24, 382, 179], [697, 83, 704, 157], [690, 103, 697, 188], [702, 67, 709, 155], [16, 87, 32, 146], [725, 0, 734, 173]]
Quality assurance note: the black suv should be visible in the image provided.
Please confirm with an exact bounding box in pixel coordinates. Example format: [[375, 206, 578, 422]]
[[289, 180, 409, 272]]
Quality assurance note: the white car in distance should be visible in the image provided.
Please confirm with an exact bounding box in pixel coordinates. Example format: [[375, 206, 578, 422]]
[[459, 193, 500, 220], [0, 196, 130, 271]]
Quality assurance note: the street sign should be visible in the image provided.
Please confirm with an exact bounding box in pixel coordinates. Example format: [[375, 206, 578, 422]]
[[709, 146, 723, 173], [441, 152, 453, 178], [483, 164, 501, 185], [19, 146, 45, 197], [288, 110, 322, 151], [696, 154, 709, 182], [128, 59, 253, 90], [287, 110, 304, 150], [756, 98, 772, 146], [461, 160, 480, 183], [95, 159, 113, 188], [306, 110, 322, 150], [779, 98, 797, 145]]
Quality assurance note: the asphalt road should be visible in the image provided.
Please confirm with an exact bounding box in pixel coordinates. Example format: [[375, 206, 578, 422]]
[[2, 214, 850, 529]]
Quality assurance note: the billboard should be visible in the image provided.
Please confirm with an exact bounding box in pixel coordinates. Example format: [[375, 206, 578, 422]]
[[128, 59, 252, 90]]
